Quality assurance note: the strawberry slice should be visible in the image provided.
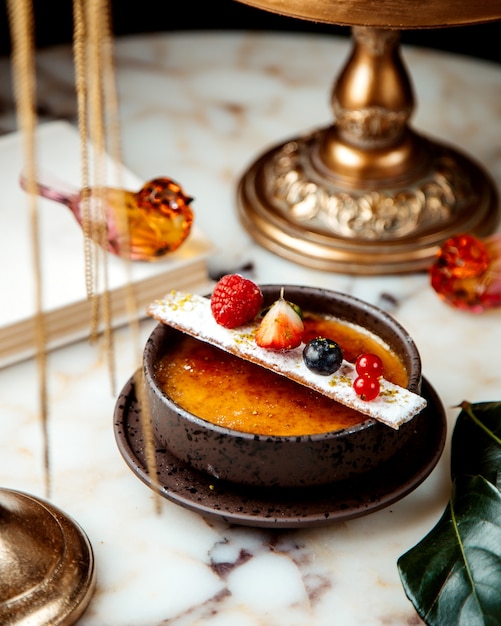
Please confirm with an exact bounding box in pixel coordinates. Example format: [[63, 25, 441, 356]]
[[255, 289, 304, 351]]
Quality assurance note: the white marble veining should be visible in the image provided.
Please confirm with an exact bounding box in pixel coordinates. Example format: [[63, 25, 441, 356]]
[[0, 31, 500, 625]]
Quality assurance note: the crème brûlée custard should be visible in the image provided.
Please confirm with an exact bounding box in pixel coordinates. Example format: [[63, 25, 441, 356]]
[[154, 312, 408, 437]]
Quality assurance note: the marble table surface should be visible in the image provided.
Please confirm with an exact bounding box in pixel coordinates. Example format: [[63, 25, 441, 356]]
[[1, 30, 500, 625]]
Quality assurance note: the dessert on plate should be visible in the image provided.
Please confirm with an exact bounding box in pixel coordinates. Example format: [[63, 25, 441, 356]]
[[143, 276, 427, 488]]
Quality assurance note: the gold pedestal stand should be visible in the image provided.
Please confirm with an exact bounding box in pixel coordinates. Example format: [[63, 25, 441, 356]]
[[0, 488, 96, 625], [236, 5, 501, 273]]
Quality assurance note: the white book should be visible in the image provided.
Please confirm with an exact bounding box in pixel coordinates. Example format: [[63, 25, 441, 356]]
[[0, 121, 215, 367]]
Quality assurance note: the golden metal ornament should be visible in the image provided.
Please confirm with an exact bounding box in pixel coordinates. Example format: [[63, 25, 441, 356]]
[[0, 489, 96, 625], [236, 2, 501, 273], [234, 0, 500, 28]]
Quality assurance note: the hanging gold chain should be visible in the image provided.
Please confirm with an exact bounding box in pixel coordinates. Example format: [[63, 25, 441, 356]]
[[73, 0, 160, 510], [91, 3, 160, 510], [8, 0, 160, 511], [73, 0, 116, 390], [7, 0, 51, 498], [72, 0, 93, 306]]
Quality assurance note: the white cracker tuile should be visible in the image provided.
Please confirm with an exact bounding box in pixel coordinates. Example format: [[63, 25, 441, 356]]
[[147, 291, 427, 429]]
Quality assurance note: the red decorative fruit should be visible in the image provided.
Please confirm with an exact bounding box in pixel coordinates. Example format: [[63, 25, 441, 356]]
[[210, 274, 264, 329], [433, 233, 489, 279], [355, 353, 384, 379], [255, 289, 304, 351], [353, 375, 380, 401], [429, 232, 501, 313]]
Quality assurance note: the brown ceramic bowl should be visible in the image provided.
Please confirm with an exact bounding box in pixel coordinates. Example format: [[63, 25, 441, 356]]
[[143, 285, 423, 489]]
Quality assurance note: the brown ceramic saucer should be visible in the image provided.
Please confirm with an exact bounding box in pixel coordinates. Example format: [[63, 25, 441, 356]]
[[113, 372, 446, 529]]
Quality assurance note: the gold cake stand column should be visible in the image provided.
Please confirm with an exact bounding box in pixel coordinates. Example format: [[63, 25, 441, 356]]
[[237, 24, 499, 274]]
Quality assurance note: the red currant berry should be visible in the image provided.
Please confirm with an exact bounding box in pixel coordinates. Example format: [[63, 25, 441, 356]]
[[355, 353, 383, 379], [353, 375, 380, 401]]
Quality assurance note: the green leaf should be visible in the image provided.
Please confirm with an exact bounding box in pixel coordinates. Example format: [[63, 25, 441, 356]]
[[451, 402, 501, 491], [399, 475, 501, 625], [398, 401, 501, 626]]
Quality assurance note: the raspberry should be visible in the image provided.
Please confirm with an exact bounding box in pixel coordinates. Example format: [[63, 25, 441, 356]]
[[210, 274, 263, 328]]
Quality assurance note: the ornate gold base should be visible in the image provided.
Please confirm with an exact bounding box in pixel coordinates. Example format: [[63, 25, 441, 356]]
[[0, 488, 96, 625], [237, 27, 499, 274], [237, 128, 499, 274]]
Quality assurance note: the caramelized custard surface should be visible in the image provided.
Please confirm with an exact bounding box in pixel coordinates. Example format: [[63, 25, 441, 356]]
[[156, 314, 408, 436]]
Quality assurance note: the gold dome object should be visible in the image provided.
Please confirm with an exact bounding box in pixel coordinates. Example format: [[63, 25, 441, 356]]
[[236, 3, 501, 273], [0, 488, 96, 625]]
